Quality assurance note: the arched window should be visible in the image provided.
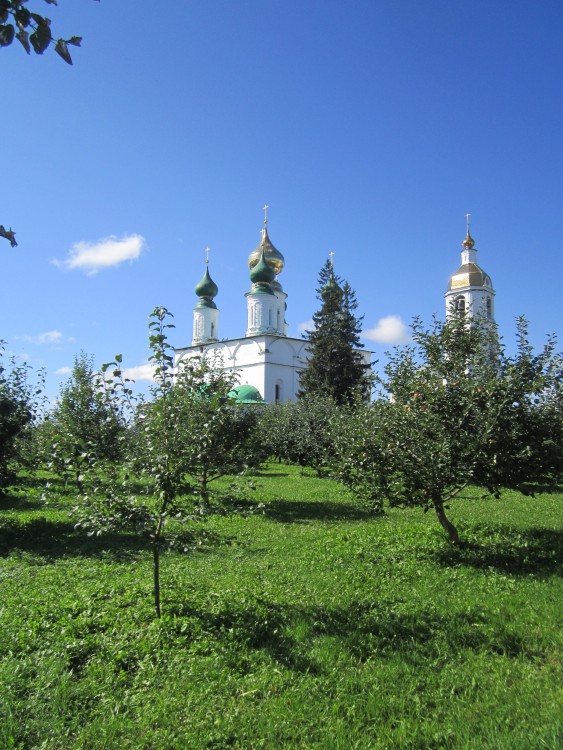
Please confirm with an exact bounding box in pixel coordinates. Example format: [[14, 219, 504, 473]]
[[210, 322, 215, 338], [486, 297, 492, 320], [454, 296, 466, 315]]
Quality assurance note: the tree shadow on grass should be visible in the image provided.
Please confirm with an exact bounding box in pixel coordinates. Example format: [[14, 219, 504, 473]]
[[264, 498, 374, 524], [165, 594, 541, 676], [0, 493, 44, 511], [299, 600, 540, 664], [0, 516, 233, 562], [432, 526, 562, 578]]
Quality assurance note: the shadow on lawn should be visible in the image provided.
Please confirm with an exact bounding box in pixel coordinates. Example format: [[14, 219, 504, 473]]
[[0, 516, 231, 561], [264, 498, 374, 523], [0, 494, 44, 511], [167, 594, 541, 676], [433, 526, 562, 578]]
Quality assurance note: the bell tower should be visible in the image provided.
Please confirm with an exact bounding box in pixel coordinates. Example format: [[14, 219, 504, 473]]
[[445, 215, 495, 322]]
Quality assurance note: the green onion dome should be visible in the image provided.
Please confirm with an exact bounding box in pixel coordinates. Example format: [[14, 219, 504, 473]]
[[250, 246, 275, 285], [195, 265, 218, 299], [195, 264, 219, 309]]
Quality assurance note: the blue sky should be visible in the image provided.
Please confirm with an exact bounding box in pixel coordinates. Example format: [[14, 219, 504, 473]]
[[2, 0, 562, 398]]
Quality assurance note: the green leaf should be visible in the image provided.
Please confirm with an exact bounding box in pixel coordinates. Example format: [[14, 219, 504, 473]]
[[14, 7, 31, 30], [29, 20, 51, 54], [0, 23, 15, 47], [16, 28, 30, 53], [54, 37, 72, 64]]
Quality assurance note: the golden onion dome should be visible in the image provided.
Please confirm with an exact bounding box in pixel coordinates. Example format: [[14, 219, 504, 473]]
[[448, 263, 492, 291], [248, 227, 285, 276], [462, 231, 475, 250]]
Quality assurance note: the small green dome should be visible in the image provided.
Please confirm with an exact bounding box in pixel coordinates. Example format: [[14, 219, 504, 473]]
[[250, 247, 275, 285], [228, 384, 265, 404], [195, 266, 218, 299]]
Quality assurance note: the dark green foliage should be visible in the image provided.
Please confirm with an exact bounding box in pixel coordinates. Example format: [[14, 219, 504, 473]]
[[60, 308, 264, 617], [0, 0, 85, 64], [299, 260, 371, 405], [259, 394, 340, 475], [0, 342, 45, 489], [46, 351, 126, 485], [332, 314, 563, 544], [473, 318, 563, 494]]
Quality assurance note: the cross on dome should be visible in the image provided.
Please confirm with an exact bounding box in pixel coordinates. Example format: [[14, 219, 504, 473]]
[[263, 203, 269, 226]]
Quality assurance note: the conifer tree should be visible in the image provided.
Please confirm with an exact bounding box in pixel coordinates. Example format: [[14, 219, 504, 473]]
[[299, 260, 371, 405]]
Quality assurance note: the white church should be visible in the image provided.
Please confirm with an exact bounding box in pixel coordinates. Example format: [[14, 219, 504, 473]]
[[175, 212, 495, 404]]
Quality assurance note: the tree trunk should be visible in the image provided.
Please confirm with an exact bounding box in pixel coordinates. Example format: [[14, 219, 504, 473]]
[[153, 541, 161, 618], [433, 499, 462, 546]]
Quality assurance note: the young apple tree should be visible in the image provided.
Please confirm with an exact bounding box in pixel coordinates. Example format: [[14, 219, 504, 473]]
[[332, 314, 562, 545], [66, 307, 263, 617]]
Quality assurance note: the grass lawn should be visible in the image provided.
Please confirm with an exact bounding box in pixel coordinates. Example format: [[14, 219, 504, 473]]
[[0, 464, 561, 749]]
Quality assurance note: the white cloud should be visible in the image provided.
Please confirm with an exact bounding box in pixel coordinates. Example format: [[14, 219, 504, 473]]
[[121, 364, 155, 382], [55, 366, 72, 375], [298, 319, 315, 334], [363, 315, 410, 345], [53, 234, 146, 275], [21, 330, 69, 345]]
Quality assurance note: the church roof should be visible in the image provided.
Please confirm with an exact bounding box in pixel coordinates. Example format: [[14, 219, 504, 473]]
[[195, 265, 218, 300], [248, 226, 285, 276], [228, 384, 265, 404], [447, 262, 492, 291], [447, 225, 493, 292], [250, 244, 276, 285]]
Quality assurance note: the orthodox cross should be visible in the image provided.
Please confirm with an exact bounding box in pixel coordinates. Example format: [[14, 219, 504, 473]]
[[465, 213, 471, 233], [328, 250, 335, 267], [205, 246, 210, 265], [263, 204, 269, 226]]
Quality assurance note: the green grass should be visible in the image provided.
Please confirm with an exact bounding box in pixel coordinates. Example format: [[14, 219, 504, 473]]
[[0, 465, 561, 749]]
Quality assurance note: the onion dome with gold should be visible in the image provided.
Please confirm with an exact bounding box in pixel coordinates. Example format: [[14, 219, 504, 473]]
[[194, 263, 219, 308], [447, 229, 493, 292], [249, 244, 276, 295], [248, 226, 285, 277]]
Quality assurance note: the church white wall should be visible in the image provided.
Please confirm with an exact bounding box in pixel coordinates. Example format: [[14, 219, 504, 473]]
[[445, 287, 495, 321], [175, 335, 310, 403]]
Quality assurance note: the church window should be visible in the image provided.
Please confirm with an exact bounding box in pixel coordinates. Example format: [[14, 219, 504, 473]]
[[454, 296, 466, 315], [486, 297, 492, 319], [211, 322, 215, 338]]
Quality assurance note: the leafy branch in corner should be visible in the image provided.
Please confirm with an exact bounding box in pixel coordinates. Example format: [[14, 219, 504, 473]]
[[0, 0, 98, 65]]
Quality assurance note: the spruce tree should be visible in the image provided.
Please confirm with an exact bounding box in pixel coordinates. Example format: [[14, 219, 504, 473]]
[[299, 260, 371, 405]]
